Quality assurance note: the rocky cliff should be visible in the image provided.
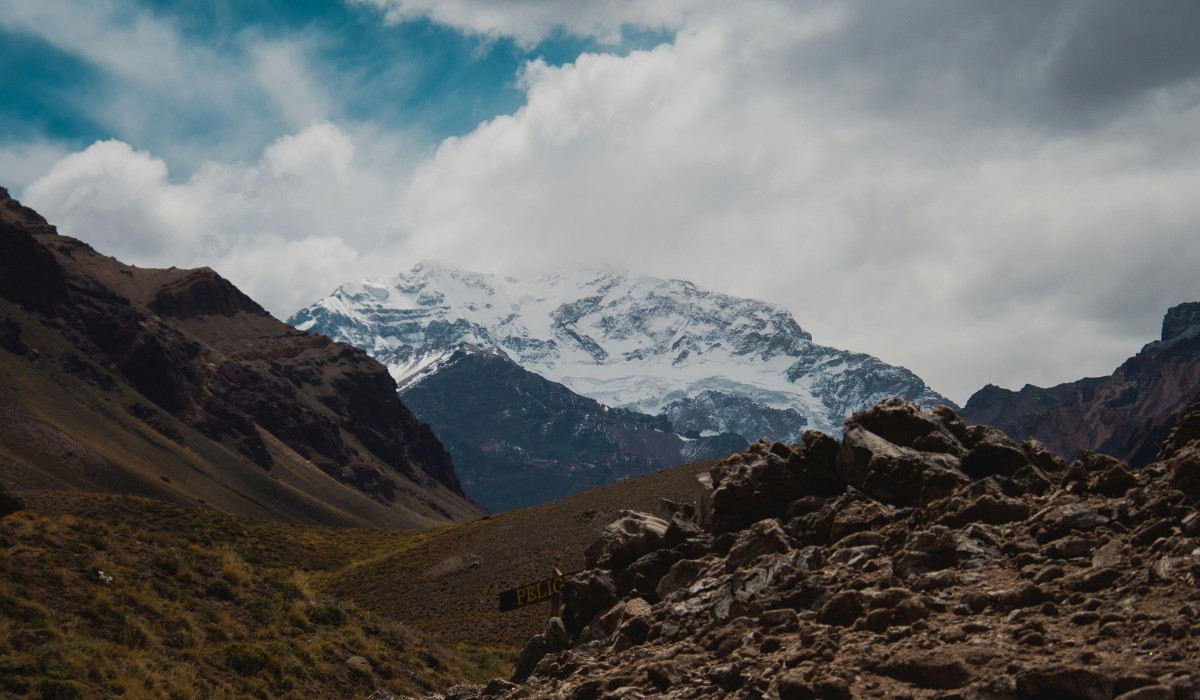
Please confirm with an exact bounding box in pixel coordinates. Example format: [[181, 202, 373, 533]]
[[433, 398, 1200, 699], [962, 303, 1200, 466], [0, 187, 482, 528]]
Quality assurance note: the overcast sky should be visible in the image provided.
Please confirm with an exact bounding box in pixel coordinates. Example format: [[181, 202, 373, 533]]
[[3, 0, 1199, 405]]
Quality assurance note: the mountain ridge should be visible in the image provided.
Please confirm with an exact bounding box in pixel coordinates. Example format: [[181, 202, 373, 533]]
[[961, 301, 1200, 466], [290, 260, 954, 438], [0, 187, 483, 529]]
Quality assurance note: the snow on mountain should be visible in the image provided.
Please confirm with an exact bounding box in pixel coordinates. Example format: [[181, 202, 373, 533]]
[[289, 260, 954, 437]]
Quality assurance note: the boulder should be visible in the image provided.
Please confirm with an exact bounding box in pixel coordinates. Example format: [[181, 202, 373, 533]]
[[725, 518, 792, 571], [960, 426, 1032, 479], [511, 617, 570, 683], [836, 424, 968, 506], [1014, 665, 1114, 700], [561, 570, 619, 637], [703, 437, 844, 533], [847, 397, 966, 456], [584, 511, 669, 571]]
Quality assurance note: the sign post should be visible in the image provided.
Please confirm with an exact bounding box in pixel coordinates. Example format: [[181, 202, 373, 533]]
[[498, 568, 577, 615]]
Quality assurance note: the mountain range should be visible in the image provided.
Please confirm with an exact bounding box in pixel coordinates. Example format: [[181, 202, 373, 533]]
[[290, 261, 953, 509], [0, 187, 482, 528], [961, 301, 1200, 466]]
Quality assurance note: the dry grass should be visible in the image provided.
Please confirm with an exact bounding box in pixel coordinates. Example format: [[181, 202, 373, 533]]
[[0, 498, 514, 698]]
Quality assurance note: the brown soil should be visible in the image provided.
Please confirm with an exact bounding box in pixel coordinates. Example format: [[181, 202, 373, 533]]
[[327, 458, 721, 649]]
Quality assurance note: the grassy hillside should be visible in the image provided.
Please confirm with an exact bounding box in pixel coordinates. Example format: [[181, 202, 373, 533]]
[[0, 492, 510, 699], [0, 451, 727, 697]]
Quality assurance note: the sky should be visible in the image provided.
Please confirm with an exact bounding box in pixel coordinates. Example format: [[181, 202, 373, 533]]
[[2, 0, 1200, 405]]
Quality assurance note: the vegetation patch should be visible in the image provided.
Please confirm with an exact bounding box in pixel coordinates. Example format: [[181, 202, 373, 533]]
[[0, 497, 515, 697]]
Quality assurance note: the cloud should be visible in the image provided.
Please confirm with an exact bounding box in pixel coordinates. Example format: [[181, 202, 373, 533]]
[[14, 1, 1200, 407], [0, 0, 337, 171], [23, 123, 407, 316], [0, 141, 72, 193], [350, 0, 698, 46], [386, 2, 1200, 403]]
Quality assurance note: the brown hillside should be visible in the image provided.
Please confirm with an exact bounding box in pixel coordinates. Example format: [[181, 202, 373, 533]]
[[0, 186, 483, 529], [327, 457, 721, 649]]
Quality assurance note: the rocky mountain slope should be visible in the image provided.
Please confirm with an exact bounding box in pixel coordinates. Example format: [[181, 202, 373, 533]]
[[290, 261, 953, 439], [429, 398, 1200, 699], [962, 302, 1200, 466], [400, 346, 744, 512], [0, 187, 482, 528]]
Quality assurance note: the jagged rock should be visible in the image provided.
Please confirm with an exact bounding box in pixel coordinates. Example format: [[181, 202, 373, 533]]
[[561, 570, 619, 637], [662, 511, 703, 548], [616, 547, 684, 600], [724, 518, 791, 571], [1033, 501, 1110, 543], [656, 555, 721, 601], [584, 511, 669, 571], [484, 400, 1200, 700], [849, 397, 966, 456], [481, 679, 516, 697], [816, 590, 865, 627], [1160, 401, 1200, 462], [702, 437, 842, 533], [511, 617, 569, 683], [1080, 451, 1139, 495], [837, 424, 968, 506], [937, 486, 1031, 527], [828, 499, 899, 542], [578, 597, 653, 647]]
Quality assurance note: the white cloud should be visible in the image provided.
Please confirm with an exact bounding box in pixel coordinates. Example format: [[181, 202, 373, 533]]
[[14, 1, 1200, 407], [0, 0, 337, 172], [23, 123, 408, 317], [387, 3, 1200, 403], [0, 141, 72, 193], [351, 0, 700, 45], [23, 141, 206, 259]]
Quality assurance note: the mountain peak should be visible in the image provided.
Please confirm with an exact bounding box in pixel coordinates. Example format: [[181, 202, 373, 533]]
[[291, 260, 951, 437], [1162, 301, 1200, 342]]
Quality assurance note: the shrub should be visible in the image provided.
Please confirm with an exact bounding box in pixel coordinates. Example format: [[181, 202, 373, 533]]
[[266, 574, 305, 602], [205, 578, 235, 600], [306, 604, 347, 627], [224, 643, 270, 676], [36, 678, 86, 700], [152, 550, 184, 577]]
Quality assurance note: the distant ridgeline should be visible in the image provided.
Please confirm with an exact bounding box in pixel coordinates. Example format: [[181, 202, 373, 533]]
[[962, 301, 1200, 467], [290, 261, 953, 511]]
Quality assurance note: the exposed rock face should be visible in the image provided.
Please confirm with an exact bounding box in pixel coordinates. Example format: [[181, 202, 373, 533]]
[[1164, 302, 1200, 343], [0, 188, 481, 528], [962, 303, 1200, 466], [437, 398, 1200, 699], [399, 347, 745, 512]]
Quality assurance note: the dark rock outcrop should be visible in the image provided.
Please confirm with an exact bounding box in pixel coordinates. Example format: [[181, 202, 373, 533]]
[[437, 399, 1200, 699]]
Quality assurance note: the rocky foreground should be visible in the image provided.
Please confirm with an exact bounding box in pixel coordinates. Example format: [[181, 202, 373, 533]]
[[432, 398, 1200, 699]]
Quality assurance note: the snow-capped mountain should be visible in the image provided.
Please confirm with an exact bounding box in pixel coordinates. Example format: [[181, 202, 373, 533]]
[[289, 261, 954, 438]]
